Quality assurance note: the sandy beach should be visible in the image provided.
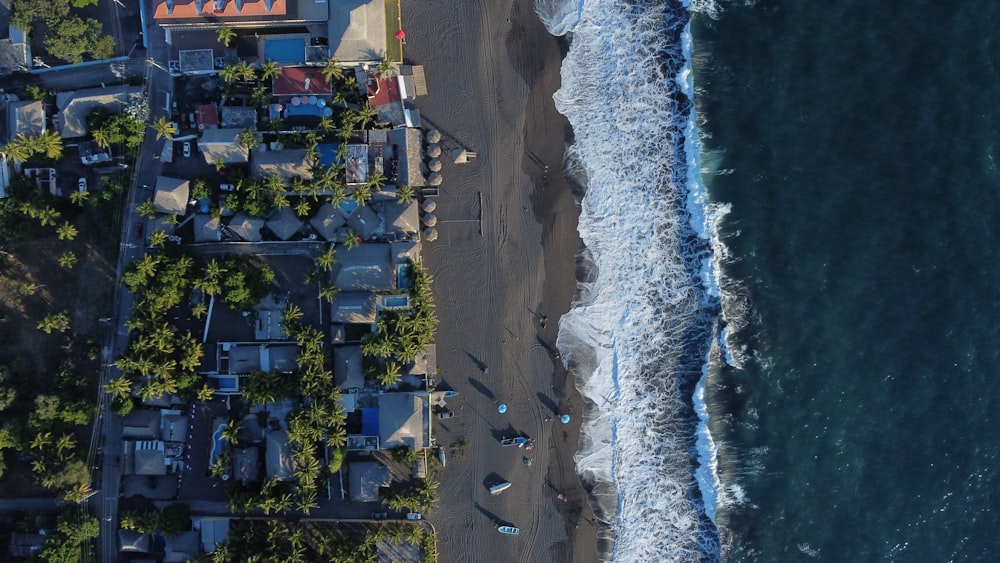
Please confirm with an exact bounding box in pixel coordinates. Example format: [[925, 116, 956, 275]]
[[403, 0, 597, 561]]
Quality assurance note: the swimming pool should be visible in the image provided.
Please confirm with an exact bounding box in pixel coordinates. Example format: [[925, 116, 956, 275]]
[[264, 39, 305, 64], [397, 263, 412, 290], [210, 423, 228, 469]]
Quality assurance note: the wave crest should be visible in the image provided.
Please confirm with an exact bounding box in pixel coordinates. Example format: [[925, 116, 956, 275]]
[[540, 0, 731, 560]]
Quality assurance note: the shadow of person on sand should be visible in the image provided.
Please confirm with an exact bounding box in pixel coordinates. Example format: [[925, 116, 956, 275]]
[[463, 350, 489, 373], [467, 377, 495, 400], [474, 502, 510, 526], [536, 392, 557, 414]]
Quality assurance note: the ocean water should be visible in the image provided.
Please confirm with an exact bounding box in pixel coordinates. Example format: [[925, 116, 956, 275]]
[[538, 0, 1000, 560], [693, 1, 1000, 561]]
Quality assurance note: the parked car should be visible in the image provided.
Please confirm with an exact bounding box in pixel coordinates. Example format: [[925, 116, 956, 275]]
[[183, 142, 191, 158], [220, 183, 235, 191], [371, 512, 387, 520], [437, 410, 455, 419], [406, 513, 422, 521], [77, 178, 87, 192]]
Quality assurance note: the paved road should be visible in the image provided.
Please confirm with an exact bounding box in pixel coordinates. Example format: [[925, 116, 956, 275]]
[[92, 15, 176, 563]]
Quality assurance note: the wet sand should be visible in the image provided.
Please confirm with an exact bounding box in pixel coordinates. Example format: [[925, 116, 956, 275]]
[[403, 0, 597, 561]]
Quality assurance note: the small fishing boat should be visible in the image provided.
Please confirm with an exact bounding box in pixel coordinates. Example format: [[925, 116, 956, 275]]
[[498, 525, 520, 535], [489, 481, 512, 495], [443, 390, 459, 398], [500, 436, 528, 447]]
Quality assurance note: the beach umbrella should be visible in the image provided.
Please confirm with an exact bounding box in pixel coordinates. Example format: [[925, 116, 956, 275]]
[[498, 403, 507, 414], [308, 95, 317, 105], [291, 97, 301, 106], [428, 159, 442, 172], [395, 29, 407, 41], [422, 213, 437, 227], [428, 172, 443, 186], [426, 143, 442, 158], [421, 200, 437, 213], [423, 228, 438, 242], [426, 129, 441, 143], [323, 107, 333, 117], [560, 414, 570, 424]]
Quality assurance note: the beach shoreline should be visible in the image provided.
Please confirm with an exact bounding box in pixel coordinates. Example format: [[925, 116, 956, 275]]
[[404, 0, 597, 560]]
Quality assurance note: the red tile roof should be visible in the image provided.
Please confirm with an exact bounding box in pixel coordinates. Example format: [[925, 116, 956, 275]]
[[272, 67, 331, 96], [196, 104, 219, 127], [367, 77, 401, 108], [154, 0, 287, 20]]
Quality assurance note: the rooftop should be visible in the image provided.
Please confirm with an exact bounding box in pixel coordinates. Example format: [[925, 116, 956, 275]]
[[389, 128, 426, 188], [251, 149, 314, 181], [378, 393, 430, 450], [348, 461, 390, 502], [273, 67, 331, 96], [265, 205, 302, 240], [54, 86, 143, 139], [330, 292, 377, 325], [153, 176, 191, 215], [345, 204, 380, 240], [221, 105, 257, 130], [383, 200, 420, 237], [226, 212, 265, 242], [154, 0, 287, 20], [328, 0, 387, 63], [334, 345, 365, 389], [309, 202, 347, 240], [333, 243, 394, 291], [193, 214, 222, 242], [265, 429, 295, 481], [7, 100, 44, 139], [198, 128, 249, 165], [196, 103, 219, 128]]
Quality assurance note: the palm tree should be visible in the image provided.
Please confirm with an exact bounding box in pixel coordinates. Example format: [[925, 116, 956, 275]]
[[250, 86, 270, 109], [197, 383, 214, 402], [351, 184, 372, 205], [343, 230, 361, 249], [322, 57, 344, 83], [317, 116, 336, 134], [151, 116, 176, 140], [148, 230, 169, 248], [272, 192, 290, 211], [57, 251, 78, 269], [219, 64, 240, 85], [2, 138, 31, 164], [37, 130, 63, 159], [192, 301, 208, 319], [65, 482, 92, 503], [213, 157, 226, 172], [217, 26, 236, 47], [105, 377, 133, 400], [294, 200, 310, 217], [55, 433, 76, 456], [396, 184, 415, 204], [260, 60, 282, 81], [378, 361, 402, 387], [56, 221, 78, 241], [221, 421, 242, 445], [319, 283, 338, 301], [316, 244, 338, 271], [37, 206, 61, 227], [92, 128, 110, 149], [30, 431, 53, 451], [239, 60, 257, 82], [238, 129, 259, 149], [356, 103, 379, 129], [375, 55, 394, 77], [137, 201, 157, 219], [69, 190, 90, 206]]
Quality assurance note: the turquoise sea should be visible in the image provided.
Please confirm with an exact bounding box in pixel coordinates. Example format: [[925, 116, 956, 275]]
[[694, 1, 1000, 560]]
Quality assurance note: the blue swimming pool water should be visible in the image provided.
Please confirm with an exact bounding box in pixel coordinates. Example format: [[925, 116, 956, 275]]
[[383, 295, 409, 308], [264, 39, 305, 64], [397, 264, 412, 290], [210, 424, 228, 467]]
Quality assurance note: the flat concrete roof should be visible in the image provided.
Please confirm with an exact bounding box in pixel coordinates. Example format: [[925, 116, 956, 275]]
[[333, 243, 394, 291]]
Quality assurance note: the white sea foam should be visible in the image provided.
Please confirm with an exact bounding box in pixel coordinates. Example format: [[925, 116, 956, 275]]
[[535, 0, 730, 560]]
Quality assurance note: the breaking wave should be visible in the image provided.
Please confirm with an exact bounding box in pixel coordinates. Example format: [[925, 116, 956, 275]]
[[535, 0, 738, 560]]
